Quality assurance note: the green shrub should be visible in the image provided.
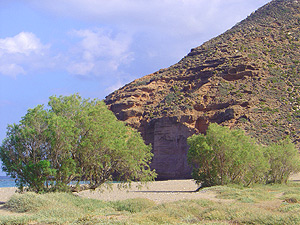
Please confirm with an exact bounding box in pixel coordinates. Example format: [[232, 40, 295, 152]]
[[187, 123, 269, 187], [112, 198, 156, 213], [4, 192, 110, 224], [208, 185, 274, 203], [265, 138, 300, 184], [188, 124, 300, 188], [5, 192, 49, 213], [0, 216, 33, 225]]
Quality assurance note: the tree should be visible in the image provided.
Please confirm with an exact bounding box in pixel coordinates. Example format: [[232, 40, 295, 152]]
[[0, 94, 156, 192], [264, 137, 300, 184], [187, 123, 269, 188]]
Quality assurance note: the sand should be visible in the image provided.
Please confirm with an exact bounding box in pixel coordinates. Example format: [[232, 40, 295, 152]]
[[0, 173, 299, 206], [74, 180, 218, 203], [0, 180, 218, 206], [0, 187, 18, 204], [0, 180, 219, 217]]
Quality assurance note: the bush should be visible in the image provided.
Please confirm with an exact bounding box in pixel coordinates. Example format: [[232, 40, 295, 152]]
[[187, 123, 300, 187], [3, 192, 110, 224], [5, 192, 49, 213], [187, 123, 269, 187], [265, 138, 300, 184], [111, 198, 156, 213]]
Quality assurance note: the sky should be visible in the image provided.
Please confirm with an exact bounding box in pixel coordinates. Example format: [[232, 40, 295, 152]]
[[0, 0, 271, 175]]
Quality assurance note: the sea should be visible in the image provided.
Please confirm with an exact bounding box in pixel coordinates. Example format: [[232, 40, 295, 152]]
[[0, 176, 15, 188], [0, 176, 91, 188]]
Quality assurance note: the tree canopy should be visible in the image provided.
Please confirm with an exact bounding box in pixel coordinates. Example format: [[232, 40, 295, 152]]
[[0, 94, 156, 192], [187, 123, 300, 188]]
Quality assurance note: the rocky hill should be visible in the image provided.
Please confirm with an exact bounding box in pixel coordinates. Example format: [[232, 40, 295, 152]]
[[105, 0, 300, 179]]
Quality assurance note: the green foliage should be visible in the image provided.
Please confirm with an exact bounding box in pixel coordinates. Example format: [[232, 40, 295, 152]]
[[265, 138, 300, 184], [207, 185, 274, 203], [21, 160, 56, 193], [130, 195, 300, 225], [0, 94, 156, 193], [3, 192, 110, 224], [4, 184, 300, 224], [187, 123, 269, 187], [188, 124, 300, 188], [111, 198, 156, 213], [165, 92, 177, 105], [5, 192, 50, 213]]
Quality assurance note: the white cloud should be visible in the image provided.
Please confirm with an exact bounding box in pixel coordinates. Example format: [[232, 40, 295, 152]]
[[0, 32, 50, 77], [67, 28, 133, 76], [28, 0, 270, 36], [2, 1, 271, 80], [67, 62, 95, 76], [0, 29, 134, 79], [27, 0, 270, 77], [0, 32, 47, 56], [0, 64, 26, 78]]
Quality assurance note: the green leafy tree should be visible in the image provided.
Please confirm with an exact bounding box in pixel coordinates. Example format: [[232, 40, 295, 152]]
[[187, 123, 269, 187], [264, 137, 300, 184], [0, 106, 54, 192], [0, 94, 156, 192]]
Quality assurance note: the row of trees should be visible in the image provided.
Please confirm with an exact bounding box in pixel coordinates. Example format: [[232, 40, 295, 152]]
[[0, 94, 156, 193], [1, 95, 299, 192], [187, 123, 300, 188]]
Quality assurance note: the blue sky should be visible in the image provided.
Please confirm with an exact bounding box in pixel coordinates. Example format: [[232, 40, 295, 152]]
[[0, 0, 270, 175]]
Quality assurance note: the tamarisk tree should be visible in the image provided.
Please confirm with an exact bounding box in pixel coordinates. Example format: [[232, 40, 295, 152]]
[[0, 94, 156, 193], [187, 123, 300, 188]]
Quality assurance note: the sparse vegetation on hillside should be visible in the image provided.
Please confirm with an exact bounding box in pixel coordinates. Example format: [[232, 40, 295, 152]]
[[105, 0, 300, 149]]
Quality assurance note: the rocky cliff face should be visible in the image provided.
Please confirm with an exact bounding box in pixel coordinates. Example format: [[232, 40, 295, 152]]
[[105, 0, 300, 179]]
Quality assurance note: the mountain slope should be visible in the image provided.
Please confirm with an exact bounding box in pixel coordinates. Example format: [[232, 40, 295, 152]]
[[105, 0, 300, 179]]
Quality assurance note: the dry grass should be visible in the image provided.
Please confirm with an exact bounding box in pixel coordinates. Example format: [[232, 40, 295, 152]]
[[2, 182, 300, 224]]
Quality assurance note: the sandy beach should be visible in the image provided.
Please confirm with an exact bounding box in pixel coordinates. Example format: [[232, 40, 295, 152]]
[[0, 187, 19, 204], [0, 173, 299, 206], [75, 180, 218, 203], [0, 180, 217, 205]]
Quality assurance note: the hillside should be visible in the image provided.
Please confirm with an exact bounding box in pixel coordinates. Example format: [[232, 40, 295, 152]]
[[105, 0, 300, 179]]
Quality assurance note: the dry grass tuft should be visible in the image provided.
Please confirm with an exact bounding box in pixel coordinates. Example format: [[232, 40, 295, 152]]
[[2, 182, 300, 224]]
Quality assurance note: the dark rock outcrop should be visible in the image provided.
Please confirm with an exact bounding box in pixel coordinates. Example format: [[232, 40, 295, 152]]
[[144, 117, 195, 179]]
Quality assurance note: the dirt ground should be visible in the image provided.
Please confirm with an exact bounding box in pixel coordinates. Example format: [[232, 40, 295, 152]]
[[74, 179, 218, 203]]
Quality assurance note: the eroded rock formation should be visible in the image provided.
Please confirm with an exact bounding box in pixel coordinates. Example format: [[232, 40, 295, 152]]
[[105, 0, 300, 179]]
